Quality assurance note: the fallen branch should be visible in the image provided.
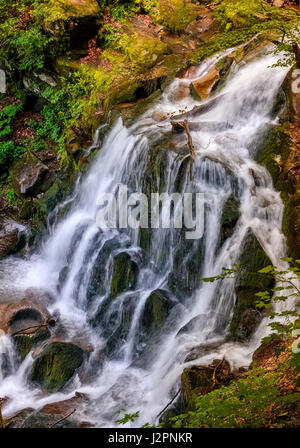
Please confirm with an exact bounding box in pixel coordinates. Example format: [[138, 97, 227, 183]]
[[11, 322, 49, 337], [49, 408, 76, 428], [212, 357, 225, 388], [156, 390, 180, 419], [172, 119, 196, 180]]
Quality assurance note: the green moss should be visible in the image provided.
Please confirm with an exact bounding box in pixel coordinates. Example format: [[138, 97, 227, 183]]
[[157, 0, 200, 34], [13, 327, 51, 360], [119, 34, 169, 70], [31, 342, 84, 392], [230, 229, 275, 339], [169, 347, 299, 428], [141, 289, 173, 332], [110, 252, 138, 299]]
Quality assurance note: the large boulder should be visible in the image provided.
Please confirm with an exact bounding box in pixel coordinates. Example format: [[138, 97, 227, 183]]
[[0, 288, 52, 333], [230, 228, 275, 340], [42, 0, 100, 44], [30, 342, 84, 392], [110, 252, 139, 299], [11, 152, 55, 197], [217, 195, 240, 249], [185, 14, 216, 41], [190, 67, 220, 101], [181, 359, 232, 405], [0, 219, 27, 259], [7, 392, 89, 428], [140, 289, 175, 334]]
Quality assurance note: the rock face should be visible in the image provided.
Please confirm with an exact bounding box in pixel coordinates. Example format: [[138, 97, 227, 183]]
[[110, 252, 139, 299], [140, 289, 174, 334], [218, 195, 240, 249], [31, 342, 84, 392], [14, 327, 51, 360], [0, 288, 52, 333], [11, 152, 55, 197], [190, 67, 220, 101], [230, 228, 275, 340], [181, 359, 232, 405], [185, 15, 215, 41], [0, 219, 27, 259]]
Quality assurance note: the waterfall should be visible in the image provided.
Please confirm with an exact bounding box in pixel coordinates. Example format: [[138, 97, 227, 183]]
[[0, 49, 291, 427]]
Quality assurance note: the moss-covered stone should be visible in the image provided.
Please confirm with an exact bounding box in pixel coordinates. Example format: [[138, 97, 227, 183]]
[[110, 252, 139, 299], [31, 342, 84, 392], [217, 195, 240, 249], [13, 327, 51, 361], [230, 228, 275, 340], [158, 0, 201, 34], [10, 152, 55, 198], [140, 289, 174, 333]]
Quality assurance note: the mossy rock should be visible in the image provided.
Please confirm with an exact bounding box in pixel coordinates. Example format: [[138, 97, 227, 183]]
[[33, 173, 75, 229], [230, 228, 275, 340], [10, 152, 55, 198], [158, 0, 200, 34], [41, 0, 100, 43], [181, 366, 213, 405], [168, 233, 205, 298], [121, 35, 169, 70], [217, 195, 240, 249], [110, 252, 139, 299], [13, 327, 51, 361], [140, 289, 174, 334], [31, 342, 84, 392]]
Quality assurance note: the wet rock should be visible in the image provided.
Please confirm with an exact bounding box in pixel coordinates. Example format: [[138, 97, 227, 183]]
[[10, 392, 90, 428], [171, 94, 225, 121], [173, 83, 191, 102], [31, 342, 84, 392], [177, 312, 213, 336], [110, 252, 139, 299], [140, 289, 175, 334], [185, 15, 215, 41], [236, 308, 262, 341], [181, 359, 232, 405], [104, 293, 138, 356], [87, 236, 122, 299], [13, 327, 51, 361], [42, 0, 100, 43], [218, 195, 240, 248], [230, 228, 275, 340], [11, 152, 55, 197], [171, 120, 233, 134], [190, 67, 220, 101], [0, 219, 27, 259], [0, 288, 53, 333], [168, 232, 205, 298], [152, 112, 168, 122]]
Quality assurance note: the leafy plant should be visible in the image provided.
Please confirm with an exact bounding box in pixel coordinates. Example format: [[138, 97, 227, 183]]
[[201, 257, 300, 343]]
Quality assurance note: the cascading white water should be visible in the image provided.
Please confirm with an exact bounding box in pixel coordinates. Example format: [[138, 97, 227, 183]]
[[0, 46, 292, 427]]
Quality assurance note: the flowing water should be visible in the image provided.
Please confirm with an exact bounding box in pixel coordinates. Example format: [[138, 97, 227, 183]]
[[0, 47, 291, 426]]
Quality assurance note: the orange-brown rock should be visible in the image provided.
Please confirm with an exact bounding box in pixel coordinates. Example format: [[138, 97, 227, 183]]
[[190, 67, 220, 100], [0, 288, 53, 333]]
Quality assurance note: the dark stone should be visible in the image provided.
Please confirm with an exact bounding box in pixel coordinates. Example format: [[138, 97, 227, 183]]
[[140, 289, 174, 334], [0, 219, 27, 259], [31, 342, 84, 392], [110, 252, 139, 299], [13, 327, 51, 360], [230, 228, 275, 340], [11, 152, 55, 197], [217, 195, 240, 249]]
